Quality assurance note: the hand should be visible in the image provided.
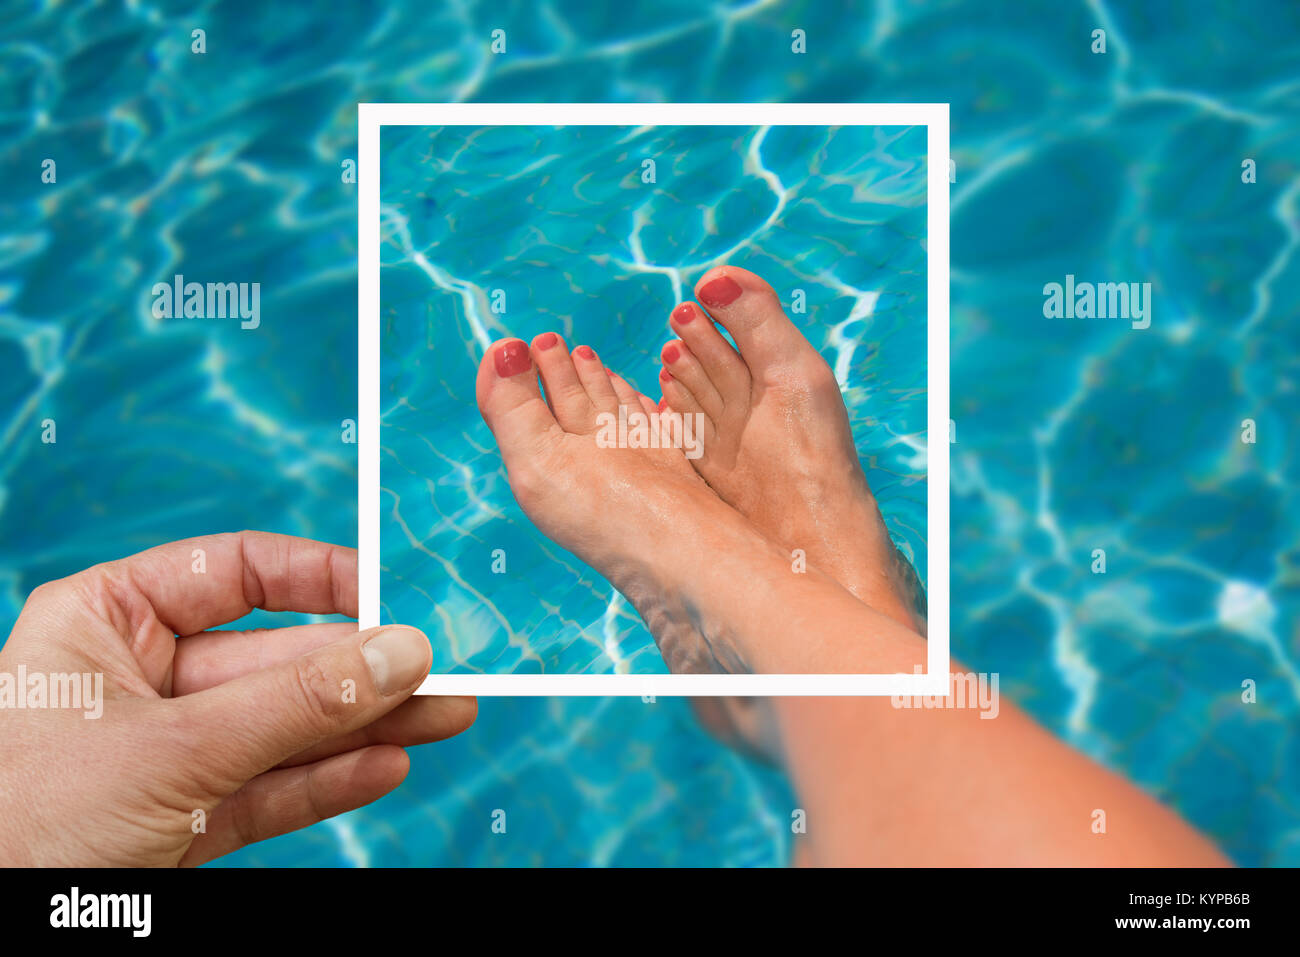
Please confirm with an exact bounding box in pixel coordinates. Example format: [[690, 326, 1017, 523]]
[[0, 531, 474, 866]]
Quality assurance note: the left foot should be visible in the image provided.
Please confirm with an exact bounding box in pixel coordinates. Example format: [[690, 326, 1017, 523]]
[[476, 333, 763, 673]]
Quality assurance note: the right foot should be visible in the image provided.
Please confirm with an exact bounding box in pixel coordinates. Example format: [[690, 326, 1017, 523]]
[[650, 265, 927, 767], [659, 265, 926, 633]]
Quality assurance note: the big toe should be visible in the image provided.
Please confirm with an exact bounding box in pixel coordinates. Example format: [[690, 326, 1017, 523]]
[[694, 265, 815, 372], [476, 339, 560, 460]]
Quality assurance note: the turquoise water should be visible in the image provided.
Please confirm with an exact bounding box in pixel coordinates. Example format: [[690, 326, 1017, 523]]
[[378, 123, 927, 673], [1, 1, 1297, 865]]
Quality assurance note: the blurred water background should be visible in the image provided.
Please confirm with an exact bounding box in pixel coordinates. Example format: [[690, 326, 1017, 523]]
[[1, 0, 1297, 865]]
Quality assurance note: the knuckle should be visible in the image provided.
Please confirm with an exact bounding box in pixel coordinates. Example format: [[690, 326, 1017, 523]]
[[287, 656, 347, 728], [24, 579, 59, 610], [226, 785, 266, 847]]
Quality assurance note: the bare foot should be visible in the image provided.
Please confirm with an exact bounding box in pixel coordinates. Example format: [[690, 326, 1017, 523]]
[[477, 333, 807, 674], [476, 327, 929, 875], [477, 334, 726, 672], [658, 264, 925, 633], [476, 332, 924, 682], [650, 265, 927, 769]]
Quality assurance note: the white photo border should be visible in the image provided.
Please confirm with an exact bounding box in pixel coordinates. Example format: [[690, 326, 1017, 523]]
[[359, 102, 949, 696]]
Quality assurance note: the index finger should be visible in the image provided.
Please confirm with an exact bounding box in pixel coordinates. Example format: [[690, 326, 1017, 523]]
[[79, 531, 357, 636]]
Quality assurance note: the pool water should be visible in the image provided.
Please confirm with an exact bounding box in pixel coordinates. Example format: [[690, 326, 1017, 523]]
[[1, 0, 1297, 866], [378, 123, 928, 673]]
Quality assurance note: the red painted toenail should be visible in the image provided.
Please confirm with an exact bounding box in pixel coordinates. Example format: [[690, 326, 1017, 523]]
[[658, 398, 668, 411], [698, 275, 742, 307], [575, 345, 596, 360], [659, 367, 672, 382], [662, 344, 680, 364], [494, 341, 532, 377], [536, 332, 558, 350], [671, 303, 695, 324]]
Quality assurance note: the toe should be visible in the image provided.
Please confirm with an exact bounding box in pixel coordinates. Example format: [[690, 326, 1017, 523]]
[[607, 368, 645, 411], [571, 345, 619, 414], [476, 339, 561, 457], [657, 387, 715, 462], [531, 332, 594, 432], [660, 339, 723, 420], [660, 363, 704, 418], [669, 301, 750, 400], [694, 265, 818, 373]]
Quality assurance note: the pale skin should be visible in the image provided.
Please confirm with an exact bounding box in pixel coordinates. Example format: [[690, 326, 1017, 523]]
[[0, 531, 475, 866], [477, 263, 1230, 867]]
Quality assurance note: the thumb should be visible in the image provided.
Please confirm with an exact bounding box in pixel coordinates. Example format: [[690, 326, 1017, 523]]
[[168, 624, 432, 794]]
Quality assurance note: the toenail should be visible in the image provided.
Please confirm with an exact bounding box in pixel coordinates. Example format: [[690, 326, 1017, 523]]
[[662, 344, 681, 364], [698, 275, 743, 308], [671, 303, 695, 325], [494, 341, 532, 377], [659, 367, 672, 382], [536, 332, 558, 351], [658, 397, 668, 411], [575, 345, 596, 360]]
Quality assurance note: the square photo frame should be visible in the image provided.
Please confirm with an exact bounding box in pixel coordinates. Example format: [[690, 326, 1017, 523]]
[[358, 102, 948, 696]]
